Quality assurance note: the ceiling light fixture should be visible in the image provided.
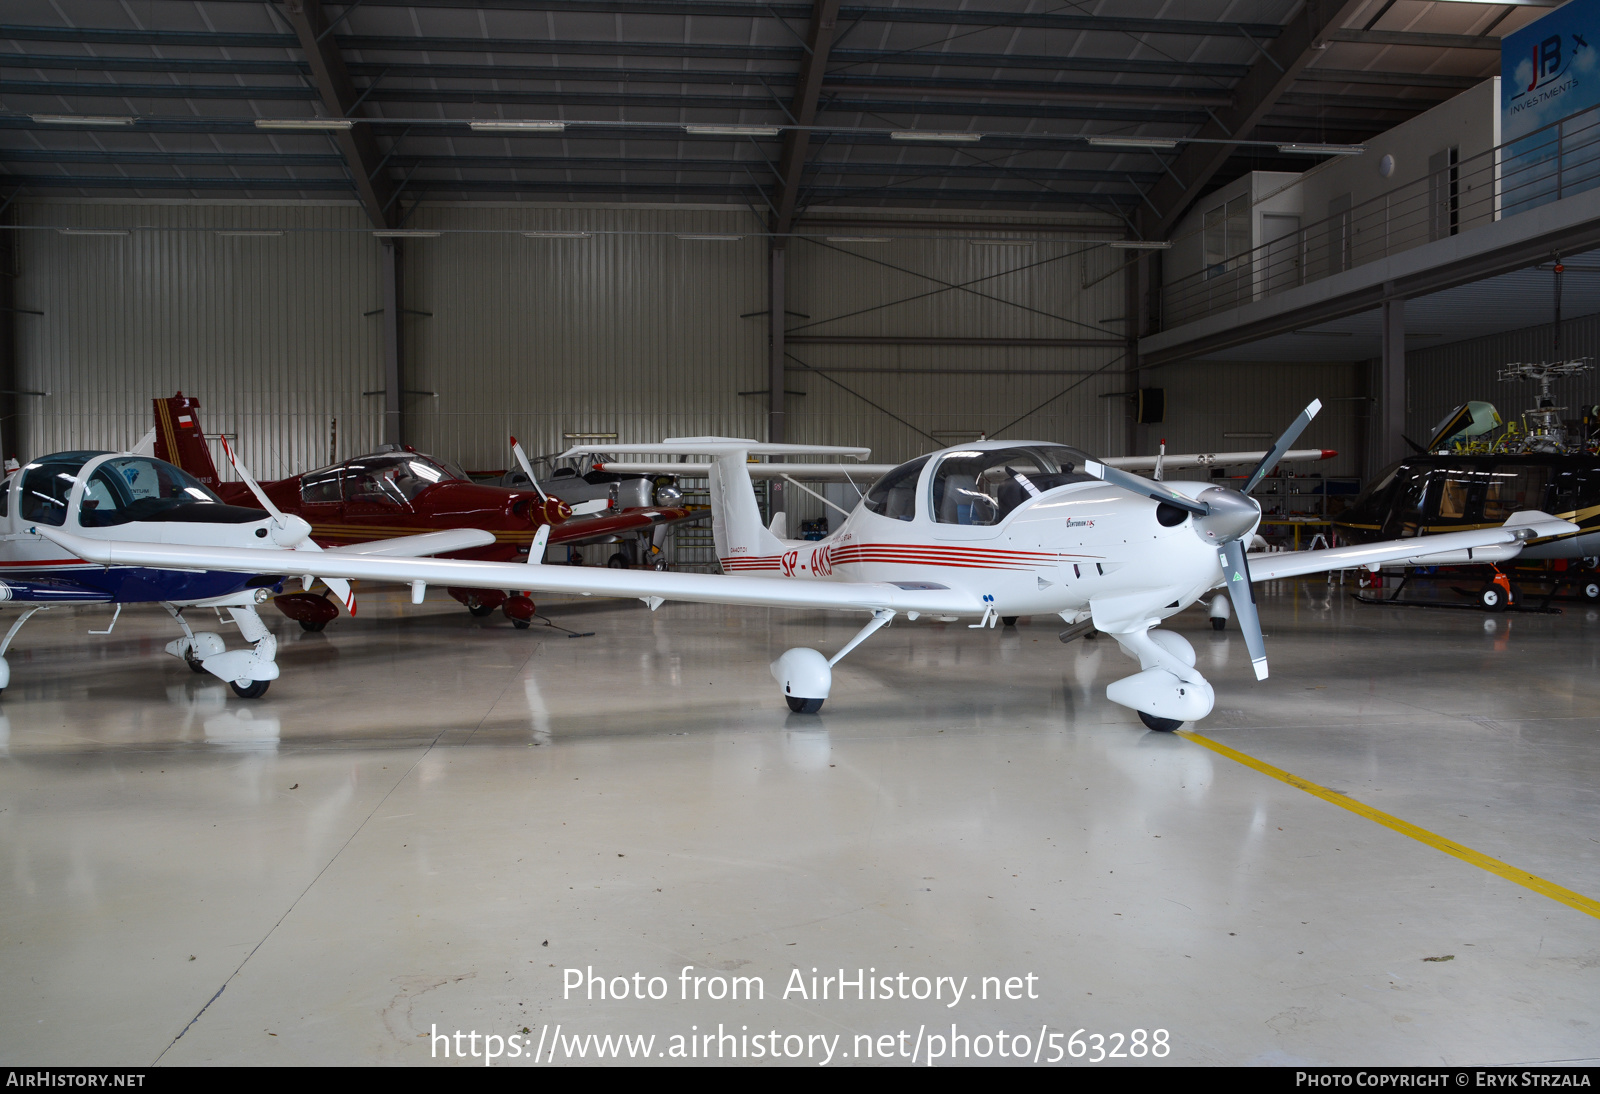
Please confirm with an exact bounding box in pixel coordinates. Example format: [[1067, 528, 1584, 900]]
[[1108, 240, 1172, 250], [970, 239, 1035, 246], [1087, 136, 1178, 150], [1277, 143, 1364, 155], [372, 230, 440, 238], [215, 230, 283, 237], [255, 118, 355, 130], [470, 120, 565, 131], [675, 234, 742, 241], [56, 228, 130, 236], [523, 230, 592, 238], [683, 125, 781, 137], [31, 114, 134, 126], [890, 130, 982, 143]]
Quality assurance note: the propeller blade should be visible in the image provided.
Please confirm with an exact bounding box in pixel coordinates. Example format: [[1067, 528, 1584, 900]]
[[1219, 539, 1268, 681], [222, 437, 355, 613], [1083, 460, 1210, 515], [1242, 399, 1322, 495], [219, 435, 287, 524], [509, 437, 550, 502]]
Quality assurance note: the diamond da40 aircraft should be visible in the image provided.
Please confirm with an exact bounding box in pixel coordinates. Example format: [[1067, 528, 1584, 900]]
[[38, 402, 1575, 728]]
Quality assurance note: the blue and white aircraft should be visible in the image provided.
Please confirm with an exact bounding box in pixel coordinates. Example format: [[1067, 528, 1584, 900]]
[[0, 446, 491, 698]]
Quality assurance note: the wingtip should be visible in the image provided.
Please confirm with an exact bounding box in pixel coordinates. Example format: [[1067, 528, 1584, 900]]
[[1321, 448, 1338, 460]]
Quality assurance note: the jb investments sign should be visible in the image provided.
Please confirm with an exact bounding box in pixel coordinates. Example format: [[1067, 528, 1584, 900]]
[[1502, 0, 1600, 213]]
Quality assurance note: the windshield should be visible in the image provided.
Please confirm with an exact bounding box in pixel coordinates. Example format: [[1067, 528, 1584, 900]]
[[19, 451, 107, 527], [342, 453, 466, 504], [79, 456, 226, 527], [862, 456, 930, 521], [931, 445, 1095, 525]]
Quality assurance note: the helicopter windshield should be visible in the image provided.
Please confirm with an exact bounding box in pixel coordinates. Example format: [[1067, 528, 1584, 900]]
[[931, 445, 1095, 525], [78, 456, 226, 527]]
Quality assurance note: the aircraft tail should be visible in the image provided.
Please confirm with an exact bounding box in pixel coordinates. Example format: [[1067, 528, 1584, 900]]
[[559, 437, 871, 568], [153, 392, 223, 488]]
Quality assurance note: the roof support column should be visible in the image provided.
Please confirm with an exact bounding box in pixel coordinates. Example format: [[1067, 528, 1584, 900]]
[[0, 215, 17, 464], [382, 240, 404, 447], [768, 241, 786, 522], [1377, 294, 1406, 473]]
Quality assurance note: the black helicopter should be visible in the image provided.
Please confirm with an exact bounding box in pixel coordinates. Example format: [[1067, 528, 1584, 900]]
[[1333, 369, 1600, 608]]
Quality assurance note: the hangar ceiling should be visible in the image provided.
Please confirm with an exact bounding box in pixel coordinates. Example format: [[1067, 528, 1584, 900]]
[[0, 0, 1553, 228]]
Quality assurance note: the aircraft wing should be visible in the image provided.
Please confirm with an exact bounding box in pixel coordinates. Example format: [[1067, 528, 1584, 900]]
[[1245, 512, 1579, 581], [1104, 448, 1335, 472], [322, 528, 497, 557], [37, 528, 984, 616], [546, 505, 702, 546]]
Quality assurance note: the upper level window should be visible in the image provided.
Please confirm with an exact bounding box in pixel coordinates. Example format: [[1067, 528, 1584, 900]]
[[1203, 194, 1250, 277], [79, 456, 223, 527], [931, 445, 1095, 526], [862, 456, 929, 522]]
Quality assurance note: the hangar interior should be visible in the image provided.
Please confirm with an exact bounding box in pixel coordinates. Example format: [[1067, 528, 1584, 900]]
[[2, 0, 1598, 1068]]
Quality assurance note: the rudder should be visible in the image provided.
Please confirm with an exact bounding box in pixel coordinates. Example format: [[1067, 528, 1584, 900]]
[[153, 391, 223, 487]]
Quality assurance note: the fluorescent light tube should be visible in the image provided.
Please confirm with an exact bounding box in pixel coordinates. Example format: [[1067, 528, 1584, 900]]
[[684, 125, 781, 137], [675, 234, 742, 241], [373, 230, 441, 238], [470, 120, 565, 131], [57, 228, 130, 236], [1108, 240, 1172, 250], [1277, 143, 1363, 155], [1087, 136, 1178, 149], [32, 114, 134, 126], [890, 130, 982, 142], [255, 118, 355, 130], [523, 230, 592, 238], [215, 230, 283, 237]]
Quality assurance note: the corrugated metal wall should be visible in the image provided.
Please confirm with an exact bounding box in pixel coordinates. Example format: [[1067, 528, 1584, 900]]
[[1140, 358, 1365, 481], [13, 202, 382, 480], [11, 201, 1130, 487], [1407, 313, 1600, 438]]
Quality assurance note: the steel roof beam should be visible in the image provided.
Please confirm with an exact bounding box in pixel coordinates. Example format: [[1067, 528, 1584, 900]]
[[279, 0, 397, 228], [0, 26, 1250, 77], [1141, 0, 1368, 238]]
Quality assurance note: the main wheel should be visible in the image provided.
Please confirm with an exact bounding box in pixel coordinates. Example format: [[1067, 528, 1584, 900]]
[[1001, 615, 1018, 626], [1479, 584, 1507, 611], [467, 602, 496, 617], [1210, 617, 1226, 631], [1581, 580, 1600, 603], [299, 618, 327, 633], [786, 696, 824, 714], [512, 618, 531, 630], [607, 552, 629, 569], [1138, 711, 1182, 732], [230, 679, 270, 699], [185, 652, 207, 674]]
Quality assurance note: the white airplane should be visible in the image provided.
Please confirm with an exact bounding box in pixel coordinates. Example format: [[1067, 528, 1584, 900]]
[[0, 443, 491, 698], [36, 402, 1574, 729]]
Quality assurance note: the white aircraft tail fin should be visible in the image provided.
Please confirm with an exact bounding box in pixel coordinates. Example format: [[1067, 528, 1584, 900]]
[[559, 437, 870, 565], [767, 510, 787, 538]]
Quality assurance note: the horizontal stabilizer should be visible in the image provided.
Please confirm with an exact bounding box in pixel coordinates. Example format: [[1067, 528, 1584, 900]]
[[561, 437, 871, 461]]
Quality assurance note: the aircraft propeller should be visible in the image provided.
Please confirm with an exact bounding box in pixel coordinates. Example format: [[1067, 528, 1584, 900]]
[[509, 438, 574, 525], [1084, 399, 1322, 682], [219, 437, 358, 616]]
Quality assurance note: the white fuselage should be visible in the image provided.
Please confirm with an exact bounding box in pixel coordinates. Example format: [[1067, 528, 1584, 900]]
[[723, 473, 1234, 624]]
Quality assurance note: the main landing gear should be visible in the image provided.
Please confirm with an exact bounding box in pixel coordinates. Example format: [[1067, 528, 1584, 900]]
[[771, 609, 896, 715], [1102, 626, 1215, 733], [165, 596, 280, 699], [0, 606, 46, 698]]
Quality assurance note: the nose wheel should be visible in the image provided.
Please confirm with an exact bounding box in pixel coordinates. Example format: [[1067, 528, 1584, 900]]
[[1138, 711, 1183, 732], [786, 696, 823, 714]]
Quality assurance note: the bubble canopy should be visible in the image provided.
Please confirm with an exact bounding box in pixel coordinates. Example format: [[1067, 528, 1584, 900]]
[[862, 444, 1097, 525]]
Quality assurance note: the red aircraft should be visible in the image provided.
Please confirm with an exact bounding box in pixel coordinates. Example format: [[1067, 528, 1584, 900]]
[[151, 393, 697, 630]]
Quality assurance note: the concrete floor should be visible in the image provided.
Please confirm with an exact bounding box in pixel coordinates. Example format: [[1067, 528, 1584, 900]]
[[1, 581, 1597, 1067]]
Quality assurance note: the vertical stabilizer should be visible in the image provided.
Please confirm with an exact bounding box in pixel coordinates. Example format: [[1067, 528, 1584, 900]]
[[153, 392, 222, 487], [703, 447, 790, 563]]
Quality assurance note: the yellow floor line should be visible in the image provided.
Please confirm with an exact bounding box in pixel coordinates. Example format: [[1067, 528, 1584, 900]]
[[1176, 730, 1600, 922]]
